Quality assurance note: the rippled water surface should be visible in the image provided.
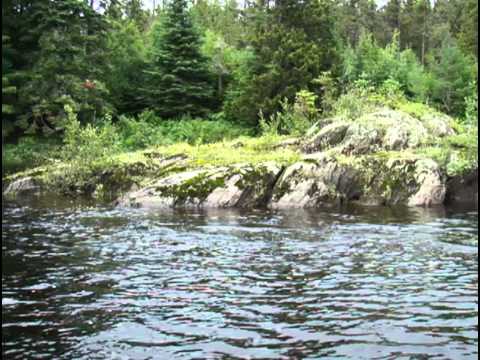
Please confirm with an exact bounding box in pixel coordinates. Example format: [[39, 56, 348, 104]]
[[2, 196, 478, 359]]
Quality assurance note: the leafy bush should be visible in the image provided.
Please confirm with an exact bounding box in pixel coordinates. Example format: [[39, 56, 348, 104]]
[[341, 31, 478, 117], [259, 90, 318, 136], [117, 110, 253, 150], [61, 106, 120, 163], [464, 84, 478, 125], [55, 106, 121, 188], [2, 137, 61, 175], [332, 82, 378, 120]]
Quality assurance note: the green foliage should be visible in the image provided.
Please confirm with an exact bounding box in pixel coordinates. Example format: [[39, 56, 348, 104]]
[[259, 90, 318, 136], [200, 29, 253, 105], [465, 85, 478, 125], [313, 71, 339, 115], [61, 106, 120, 165], [2, 137, 61, 176], [15, 0, 112, 134], [118, 110, 253, 150], [457, 0, 478, 57], [419, 123, 478, 176], [428, 37, 478, 116], [341, 31, 430, 100], [142, 0, 215, 118], [191, 0, 244, 46], [332, 82, 377, 120], [105, 19, 148, 114], [222, 48, 257, 125], [238, 0, 338, 124], [2, 35, 18, 138]]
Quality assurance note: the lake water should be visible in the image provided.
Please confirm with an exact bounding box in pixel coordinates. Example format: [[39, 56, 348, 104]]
[[2, 196, 478, 359]]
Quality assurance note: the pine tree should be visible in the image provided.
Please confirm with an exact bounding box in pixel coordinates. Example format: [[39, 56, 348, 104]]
[[237, 0, 338, 122], [17, 0, 111, 133], [458, 0, 478, 57], [2, 36, 17, 138], [382, 0, 402, 45], [143, 0, 214, 118]]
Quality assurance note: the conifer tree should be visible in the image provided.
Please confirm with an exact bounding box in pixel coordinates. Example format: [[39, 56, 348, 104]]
[[143, 0, 214, 118], [18, 0, 111, 133], [2, 36, 17, 138], [240, 0, 338, 122]]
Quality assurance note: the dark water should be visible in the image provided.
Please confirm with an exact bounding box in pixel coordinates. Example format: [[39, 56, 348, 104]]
[[2, 196, 478, 360]]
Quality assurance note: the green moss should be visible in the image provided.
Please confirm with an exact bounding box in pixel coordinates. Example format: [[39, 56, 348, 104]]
[[155, 171, 228, 205]]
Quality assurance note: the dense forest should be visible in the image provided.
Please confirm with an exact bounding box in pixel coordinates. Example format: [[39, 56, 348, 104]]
[[2, 0, 478, 176]]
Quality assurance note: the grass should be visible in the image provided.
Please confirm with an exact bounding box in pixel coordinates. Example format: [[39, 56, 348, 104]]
[[152, 135, 301, 168]]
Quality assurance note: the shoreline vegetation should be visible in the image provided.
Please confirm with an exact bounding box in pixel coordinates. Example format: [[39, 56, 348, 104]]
[[2, 0, 478, 209], [4, 89, 478, 209]]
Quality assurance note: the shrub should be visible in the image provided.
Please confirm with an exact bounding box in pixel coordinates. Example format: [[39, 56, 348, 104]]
[[259, 90, 318, 136], [117, 110, 253, 150], [464, 84, 478, 125], [2, 137, 61, 176], [57, 106, 121, 188]]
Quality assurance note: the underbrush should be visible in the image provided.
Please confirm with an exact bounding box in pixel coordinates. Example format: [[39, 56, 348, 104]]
[[117, 111, 254, 150], [2, 137, 62, 176]]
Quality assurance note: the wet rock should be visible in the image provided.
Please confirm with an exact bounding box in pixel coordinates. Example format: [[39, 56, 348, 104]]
[[445, 169, 478, 206], [3, 177, 40, 196], [270, 158, 361, 209]]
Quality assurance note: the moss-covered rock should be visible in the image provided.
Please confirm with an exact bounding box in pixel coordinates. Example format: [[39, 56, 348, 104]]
[[3, 102, 476, 210], [118, 162, 283, 209], [270, 156, 361, 209]]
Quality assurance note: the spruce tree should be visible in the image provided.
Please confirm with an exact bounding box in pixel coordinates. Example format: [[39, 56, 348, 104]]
[[143, 0, 214, 118], [18, 0, 111, 132], [239, 0, 338, 122], [382, 0, 402, 45], [2, 36, 17, 138]]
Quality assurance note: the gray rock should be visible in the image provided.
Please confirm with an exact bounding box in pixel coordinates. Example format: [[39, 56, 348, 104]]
[[420, 113, 455, 137], [302, 122, 349, 153], [118, 163, 282, 210], [408, 160, 446, 207], [3, 177, 39, 196], [270, 159, 361, 209], [445, 169, 478, 206]]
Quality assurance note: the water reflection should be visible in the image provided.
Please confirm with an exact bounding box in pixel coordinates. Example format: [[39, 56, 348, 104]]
[[2, 196, 478, 359]]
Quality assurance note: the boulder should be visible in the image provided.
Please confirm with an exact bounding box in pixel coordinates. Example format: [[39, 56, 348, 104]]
[[3, 177, 40, 196], [270, 158, 361, 209], [407, 159, 446, 206], [445, 169, 478, 206], [118, 163, 282, 209], [302, 122, 349, 153]]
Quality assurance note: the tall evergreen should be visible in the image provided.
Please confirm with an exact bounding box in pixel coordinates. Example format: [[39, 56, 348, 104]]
[[240, 0, 338, 122], [458, 0, 478, 57], [143, 0, 214, 118], [17, 0, 111, 133], [381, 0, 402, 45], [2, 36, 17, 138]]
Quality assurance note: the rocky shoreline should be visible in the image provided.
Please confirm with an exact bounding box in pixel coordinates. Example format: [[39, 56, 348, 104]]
[[4, 108, 478, 209]]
